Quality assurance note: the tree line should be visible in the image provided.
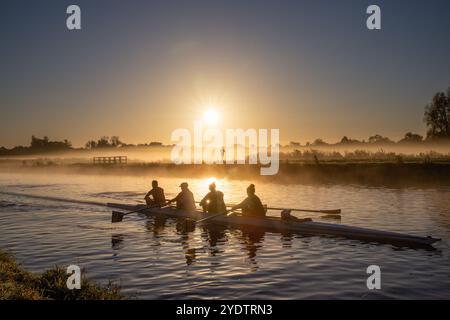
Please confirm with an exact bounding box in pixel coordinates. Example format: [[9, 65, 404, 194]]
[[291, 86, 450, 147], [292, 131, 425, 147], [1, 87, 449, 155], [0, 135, 165, 156]]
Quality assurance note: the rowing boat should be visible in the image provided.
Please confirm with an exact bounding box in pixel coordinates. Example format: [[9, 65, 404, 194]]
[[107, 202, 440, 247], [0, 192, 440, 247]]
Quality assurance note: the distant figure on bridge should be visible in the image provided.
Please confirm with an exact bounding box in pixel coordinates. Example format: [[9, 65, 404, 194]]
[[167, 182, 196, 212], [144, 180, 166, 207], [200, 182, 226, 214]]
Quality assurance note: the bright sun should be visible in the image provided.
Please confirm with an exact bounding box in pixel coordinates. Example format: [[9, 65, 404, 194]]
[[203, 109, 219, 125]]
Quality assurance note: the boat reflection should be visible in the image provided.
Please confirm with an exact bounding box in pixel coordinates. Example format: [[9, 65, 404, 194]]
[[138, 214, 276, 269], [144, 214, 167, 237]]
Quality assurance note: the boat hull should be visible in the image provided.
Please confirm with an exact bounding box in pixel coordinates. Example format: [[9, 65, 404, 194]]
[[108, 203, 440, 247]]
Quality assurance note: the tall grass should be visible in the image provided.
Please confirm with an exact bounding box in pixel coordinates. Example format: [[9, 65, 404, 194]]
[[0, 250, 123, 300]]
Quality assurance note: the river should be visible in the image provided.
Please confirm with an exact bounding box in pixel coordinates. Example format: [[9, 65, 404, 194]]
[[0, 172, 449, 299]]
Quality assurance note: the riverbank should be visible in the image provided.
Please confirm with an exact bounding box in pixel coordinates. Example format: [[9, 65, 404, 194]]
[[0, 249, 122, 300], [1, 160, 450, 187]]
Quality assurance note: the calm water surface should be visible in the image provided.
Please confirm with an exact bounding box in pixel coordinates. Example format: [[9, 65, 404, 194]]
[[0, 172, 449, 299]]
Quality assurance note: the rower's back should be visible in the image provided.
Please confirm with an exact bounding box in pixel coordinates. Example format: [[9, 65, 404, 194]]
[[200, 183, 227, 213], [205, 190, 226, 214], [200, 182, 227, 214], [145, 180, 166, 206], [241, 194, 266, 217], [176, 189, 196, 212], [151, 186, 166, 205]]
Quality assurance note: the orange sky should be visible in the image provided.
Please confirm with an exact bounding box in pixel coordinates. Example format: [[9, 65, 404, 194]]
[[1, 1, 450, 148]]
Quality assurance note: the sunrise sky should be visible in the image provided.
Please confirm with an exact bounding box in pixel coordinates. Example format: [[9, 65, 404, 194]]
[[1, 0, 450, 148]]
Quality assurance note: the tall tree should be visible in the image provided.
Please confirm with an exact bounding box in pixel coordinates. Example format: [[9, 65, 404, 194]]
[[424, 87, 450, 140]]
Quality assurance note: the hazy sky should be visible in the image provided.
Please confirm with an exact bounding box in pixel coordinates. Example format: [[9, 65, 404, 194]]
[[1, 0, 450, 147]]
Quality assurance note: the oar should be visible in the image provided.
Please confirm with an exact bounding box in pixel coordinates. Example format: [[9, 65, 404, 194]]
[[186, 209, 238, 228], [195, 201, 340, 215], [267, 207, 341, 215], [112, 203, 168, 223]]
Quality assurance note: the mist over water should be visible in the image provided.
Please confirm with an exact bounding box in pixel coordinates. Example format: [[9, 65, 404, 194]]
[[0, 171, 449, 299], [2, 142, 450, 164]]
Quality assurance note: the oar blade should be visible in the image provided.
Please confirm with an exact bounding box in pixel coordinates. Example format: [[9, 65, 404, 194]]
[[112, 211, 125, 223]]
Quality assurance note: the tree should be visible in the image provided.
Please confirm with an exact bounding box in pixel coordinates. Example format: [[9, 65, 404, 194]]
[[340, 136, 360, 144], [30, 136, 71, 150], [110, 136, 122, 147], [31, 135, 49, 149], [96, 136, 111, 148], [63, 139, 72, 148], [368, 134, 392, 144], [85, 140, 97, 149], [399, 132, 423, 143], [85, 136, 124, 148], [424, 87, 450, 140], [312, 139, 328, 146]]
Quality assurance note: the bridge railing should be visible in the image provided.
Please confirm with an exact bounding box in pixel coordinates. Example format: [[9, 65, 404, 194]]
[[92, 156, 127, 165]]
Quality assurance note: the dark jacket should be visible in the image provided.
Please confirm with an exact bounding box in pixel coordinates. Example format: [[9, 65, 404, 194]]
[[234, 194, 265, 217], [145, 186, 166, 205], [173, 189, 196, 211], [200, 190, 226, 214]]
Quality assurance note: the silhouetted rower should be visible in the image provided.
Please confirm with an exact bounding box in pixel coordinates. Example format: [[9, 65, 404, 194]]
[[144, 180, 166, 207], [200, 182, 226, 214], [232, 184, 266, 218], [168, 182, 196, 212]]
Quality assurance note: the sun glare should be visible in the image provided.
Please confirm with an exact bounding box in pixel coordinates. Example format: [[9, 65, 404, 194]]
[[203, 109, 219, 126], [204, 176, 219, 189]]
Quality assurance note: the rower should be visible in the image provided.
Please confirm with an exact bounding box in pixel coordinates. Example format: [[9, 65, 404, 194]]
[[167, 182, 196, 212], [231, 184, 266, 218], [144, 180, 166, 207], [199, 182, 226, 214]]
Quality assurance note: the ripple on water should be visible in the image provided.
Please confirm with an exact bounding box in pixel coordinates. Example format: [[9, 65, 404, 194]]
[[0, 173, 449, 299]]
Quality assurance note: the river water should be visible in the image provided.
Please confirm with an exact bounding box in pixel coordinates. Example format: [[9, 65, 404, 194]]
[[0, 172, 449, 299]]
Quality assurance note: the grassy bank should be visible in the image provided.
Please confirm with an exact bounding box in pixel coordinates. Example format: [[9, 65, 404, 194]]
[[0, 249, 122, 300]]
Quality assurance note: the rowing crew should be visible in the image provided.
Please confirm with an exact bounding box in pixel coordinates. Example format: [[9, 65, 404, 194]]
[[144, 180, 266, 218]]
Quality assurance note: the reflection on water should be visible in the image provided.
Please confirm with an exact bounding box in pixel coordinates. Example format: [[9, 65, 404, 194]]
[[0, 172, 450, 299], [111, 234, 125, 251]]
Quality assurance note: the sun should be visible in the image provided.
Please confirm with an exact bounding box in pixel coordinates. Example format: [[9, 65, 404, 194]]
[[203, 109, 219, 126]]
